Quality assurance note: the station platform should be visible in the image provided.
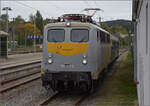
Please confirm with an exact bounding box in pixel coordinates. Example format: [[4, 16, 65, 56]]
[[0, 53, 42, 67]]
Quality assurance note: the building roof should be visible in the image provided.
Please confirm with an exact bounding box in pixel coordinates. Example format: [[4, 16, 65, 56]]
[[0, 31, 8, 37]]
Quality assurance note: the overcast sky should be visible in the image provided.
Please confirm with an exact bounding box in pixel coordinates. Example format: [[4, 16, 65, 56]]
[[1, 1, 132, 22]]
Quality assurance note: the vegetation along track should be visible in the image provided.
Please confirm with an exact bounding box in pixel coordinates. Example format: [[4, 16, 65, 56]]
[[39, 91, 90, 106], [0, 60, 41, 93]]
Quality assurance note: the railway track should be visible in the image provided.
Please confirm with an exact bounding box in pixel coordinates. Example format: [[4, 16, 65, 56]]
[[39, 92, 60, 106], [0, 73, 41, 93], [0, 59, 41, 71], [39, 51, 126, 106], [39, 92, 90, 106], [74, 92, 90, 106], [0, 60, 41, 93], [119, 49, 128, 56], [0, 58, 41, 67]]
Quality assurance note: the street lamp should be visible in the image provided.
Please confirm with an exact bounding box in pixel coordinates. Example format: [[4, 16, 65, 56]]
[[2, 7, 12, 33], [33, 15, 36, 52], [3, 7, 12, 51], [0, 0, 2, 31]]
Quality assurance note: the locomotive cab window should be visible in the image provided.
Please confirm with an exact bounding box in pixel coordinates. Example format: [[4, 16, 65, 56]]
[[71, 29, 89, 42], [47, 29, 65, 42]]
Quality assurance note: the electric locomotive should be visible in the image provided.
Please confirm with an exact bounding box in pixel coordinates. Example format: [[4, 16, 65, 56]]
[[41, 14, 119, 92]]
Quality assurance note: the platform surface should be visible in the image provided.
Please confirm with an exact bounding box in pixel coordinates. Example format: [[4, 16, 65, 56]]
[[0, 53, 42, 67]]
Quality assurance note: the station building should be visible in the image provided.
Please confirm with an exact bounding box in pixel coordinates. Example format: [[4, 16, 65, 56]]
[[133, 0, 150, 105], [0, 31, 8, 58]]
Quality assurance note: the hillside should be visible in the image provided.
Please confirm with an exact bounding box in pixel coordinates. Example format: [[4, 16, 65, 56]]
[[102, 19, 132, 30]]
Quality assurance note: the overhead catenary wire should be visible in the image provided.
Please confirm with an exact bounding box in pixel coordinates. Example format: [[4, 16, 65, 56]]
[[48, 1, 66, 13], [93, 1, 106, 22], [82, 0, 92, 15], [83, 0, 91, 8], [14, 1, 52, 18], [14, 1, 37, 11], [14, 1, 66, 18], [94, 1, 98, 8]]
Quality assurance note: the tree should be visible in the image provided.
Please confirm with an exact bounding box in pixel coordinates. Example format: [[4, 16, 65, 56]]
[[43, 18, 51, 26], [35, 11, 43, 34], [29, 14, 34, 24], [0, 14, 8, 21], [123, 24, 132, 46], [15, 16, 25, 24], [24, 23, 40, 35], [24, 23, 41, 46], [15, 23, 40, 46], [101, 23, 111, 32]]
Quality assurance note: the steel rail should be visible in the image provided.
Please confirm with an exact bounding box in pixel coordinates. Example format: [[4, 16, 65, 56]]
[[0, 58, 41, 67], [39, 92, 60, 106], [39, 92, 90, 106], [0, 63, 41, 76], [0, 73, 41, 93], [0, 69, 40, 85], [74, 92, 90, 106], [0, 59, 41, 71]]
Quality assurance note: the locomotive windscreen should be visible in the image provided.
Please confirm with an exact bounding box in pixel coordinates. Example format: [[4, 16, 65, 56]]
[[71, 29, 89, 42], [47, 29, 65, 42]]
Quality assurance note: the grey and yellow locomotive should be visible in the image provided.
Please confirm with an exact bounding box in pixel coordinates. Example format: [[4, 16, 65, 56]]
[[41, 14, 119, 92]]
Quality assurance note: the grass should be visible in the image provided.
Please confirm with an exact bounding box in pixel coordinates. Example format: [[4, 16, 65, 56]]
[[97, 52, 138, 105], [117, 52, 137, 105]]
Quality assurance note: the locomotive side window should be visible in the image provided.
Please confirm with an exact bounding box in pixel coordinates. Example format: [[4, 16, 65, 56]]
[[100, 31, 106, 43], [71, 29, 89, 42], [107, 34, 110, 43], [47, 29, 65, 42], [97, 30, 100, 42]]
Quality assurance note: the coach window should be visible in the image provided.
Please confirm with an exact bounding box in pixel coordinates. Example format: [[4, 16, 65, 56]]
[[47, 29, 65, 42], [71, 29, 89, 42]]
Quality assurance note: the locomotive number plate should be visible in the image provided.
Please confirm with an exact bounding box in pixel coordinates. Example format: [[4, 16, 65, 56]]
[[60, 64, 74, 68]]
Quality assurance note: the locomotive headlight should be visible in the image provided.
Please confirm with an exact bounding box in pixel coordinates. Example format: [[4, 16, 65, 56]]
[[49, 55, 52, 58], [48, 59, 53, 64], [49, 54, 53, 58], [66, 22, 71, 27], [82, 59, 87, 65], [83, 55, 87, 58]]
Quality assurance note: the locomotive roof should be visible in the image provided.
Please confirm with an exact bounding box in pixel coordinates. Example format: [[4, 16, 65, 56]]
[[46, 22, 103, 30], [61, 14, 87, 17]]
